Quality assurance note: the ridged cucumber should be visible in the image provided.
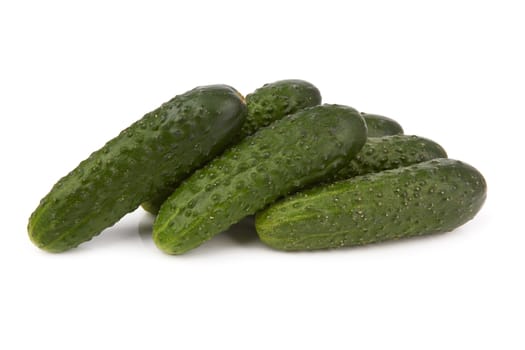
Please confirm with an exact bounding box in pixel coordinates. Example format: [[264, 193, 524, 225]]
[[256, 158, 486, 251], [28, 85, 247, 252], [361, 112, 404, 137], [141, 79, 322, 215], [153, 104, 367, 254], [328, 135, 447, 182]]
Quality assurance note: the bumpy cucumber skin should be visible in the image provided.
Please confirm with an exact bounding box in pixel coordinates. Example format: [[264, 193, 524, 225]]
[[153, 104, 367, 254], [241, 79, 322, 138], [361, 113, 404, 137], [256, 159, 486, 251], [328, 135, 447, 182], [141, 79, 322, 215], [28, 85, 247, 252]]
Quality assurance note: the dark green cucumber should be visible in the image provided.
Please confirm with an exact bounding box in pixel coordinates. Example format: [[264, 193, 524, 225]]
[[153, 104, 367, 254], [141, 79, 322, 215], [328, 135, 447, 182], [255, 159, 487, 251], [28, 85, 247, 252], [361, 112, 403, 137], [240, 79, 322, 138]]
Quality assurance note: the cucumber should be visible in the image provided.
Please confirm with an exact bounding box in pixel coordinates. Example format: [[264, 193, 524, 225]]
[[328, 135, 447, 183], [28, 85, 247, 252], [153, 104, 367, 254], [361, 112, 404, 137], [240, 79, 322, 138], [141, 79, 322, 215], [255, 158, 486, 251]]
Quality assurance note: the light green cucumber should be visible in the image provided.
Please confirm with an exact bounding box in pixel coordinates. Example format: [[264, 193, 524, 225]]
[[153, 104, 367, 254], [256, 158, 487, 251]]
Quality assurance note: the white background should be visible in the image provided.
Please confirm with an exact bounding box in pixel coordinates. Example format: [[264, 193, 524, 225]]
[[1, 1, 523, 349]]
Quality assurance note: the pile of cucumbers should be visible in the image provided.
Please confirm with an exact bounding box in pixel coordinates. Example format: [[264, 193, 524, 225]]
[[28, 80, 486, 254]]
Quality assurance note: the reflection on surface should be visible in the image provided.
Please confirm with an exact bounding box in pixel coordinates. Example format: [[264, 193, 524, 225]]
[[136, 213, 261, 253]]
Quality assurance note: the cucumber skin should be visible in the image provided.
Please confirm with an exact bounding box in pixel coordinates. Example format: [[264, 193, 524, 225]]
[[240, 79, 322, 138], [329, 135, 447, 183], [256, 159, 486, 251], [153, 104, 367, 254], [361, 113, 404, 137], [141, 79, 322, 215], [28, 85, 247, 252]]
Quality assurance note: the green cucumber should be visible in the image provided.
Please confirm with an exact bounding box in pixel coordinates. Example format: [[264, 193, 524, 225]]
[[361, 112, 404, 137], [28, 85, 247, 252], [153, 104, 367, 254], [328, 135, 447, 183], [141, 79, 322, 215], [255, 158, 486, 251], [240, 79, 322, 138]]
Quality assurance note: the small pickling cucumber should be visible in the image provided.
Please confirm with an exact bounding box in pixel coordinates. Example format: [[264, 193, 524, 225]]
[[256, 159, 486, 251], [28, 85, 247, 252], [240, 79, 322, 138], [328, 135, 447, 182]]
